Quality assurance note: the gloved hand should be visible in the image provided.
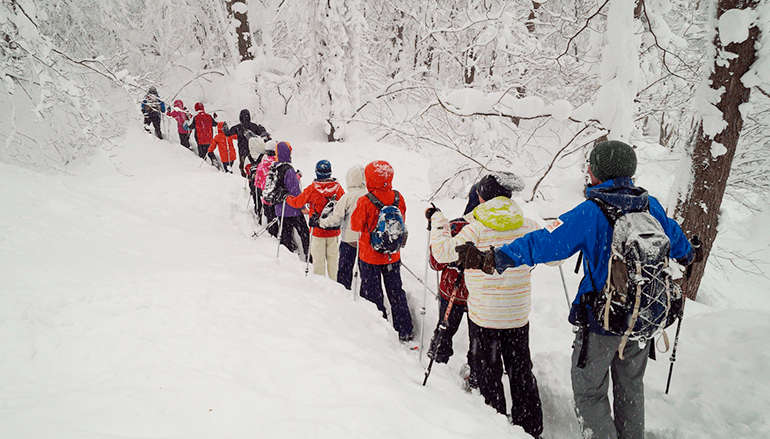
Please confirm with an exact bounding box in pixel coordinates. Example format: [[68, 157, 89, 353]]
[[308, 214, 320, 228], [455, 242, 496, 275], [425, 204, 440, 221], [691, 235, 704, 263]]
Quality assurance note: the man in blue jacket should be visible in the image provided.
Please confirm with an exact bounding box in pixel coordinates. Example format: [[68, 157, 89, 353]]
[[457, 140, 695, 439]]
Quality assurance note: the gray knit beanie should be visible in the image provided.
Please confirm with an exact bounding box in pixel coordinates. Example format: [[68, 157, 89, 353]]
[[589, 140, 637, 182]]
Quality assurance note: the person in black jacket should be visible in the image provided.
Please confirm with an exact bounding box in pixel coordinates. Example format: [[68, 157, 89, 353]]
[[222, 109, 270, 178], [141, 86, 165, 139]]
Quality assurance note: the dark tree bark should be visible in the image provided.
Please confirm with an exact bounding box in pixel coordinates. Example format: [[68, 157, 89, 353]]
[[675, 0, 760, 299], [225, 0, 253, 62]]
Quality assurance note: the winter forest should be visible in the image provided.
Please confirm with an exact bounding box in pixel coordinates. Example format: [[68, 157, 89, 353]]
[[1, 0, 770, 438]]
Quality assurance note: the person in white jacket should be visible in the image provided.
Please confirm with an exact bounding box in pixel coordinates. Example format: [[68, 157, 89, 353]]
[[427, 172, 549, 439], [319, 165, 367, 290]]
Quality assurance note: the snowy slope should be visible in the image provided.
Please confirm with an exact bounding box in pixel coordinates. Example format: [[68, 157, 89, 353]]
[[0, 126, 768, 439]]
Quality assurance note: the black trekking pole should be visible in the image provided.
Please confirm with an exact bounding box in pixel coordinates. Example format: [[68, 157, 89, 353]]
[[305, 226, 314, 277], [665, 235, 701, 394], [423, 268, 464, 386]]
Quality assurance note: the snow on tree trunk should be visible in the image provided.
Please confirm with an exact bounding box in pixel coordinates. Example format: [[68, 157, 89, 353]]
[[675, 0, 760, 300], [226, 0, 254, 62], [591, 0, 642, 141], [314, 0, 363, 142]]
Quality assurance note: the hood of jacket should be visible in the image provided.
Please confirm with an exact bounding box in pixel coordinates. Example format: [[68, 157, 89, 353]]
[[364, 161, 393, 192], [472, 196, 524, 231], [217, 121, 225, 132], [586, 177, 649, 214], [173, 100, 184, 109], [239, 109, 251, 124], [312, 179, 342, 198], [194, 102, 204, 112], [345, 166, 365, 190], [276, 141, 292, 163]]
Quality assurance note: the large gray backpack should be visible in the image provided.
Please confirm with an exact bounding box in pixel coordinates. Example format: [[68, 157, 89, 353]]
[[591, 199, 683, 358]]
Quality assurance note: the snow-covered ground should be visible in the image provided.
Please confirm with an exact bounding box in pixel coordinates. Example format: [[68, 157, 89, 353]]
[[1, 123, 768, 439]]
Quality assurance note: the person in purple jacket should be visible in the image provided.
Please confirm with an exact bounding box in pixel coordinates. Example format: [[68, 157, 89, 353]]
[[274, 141, 310, 257]]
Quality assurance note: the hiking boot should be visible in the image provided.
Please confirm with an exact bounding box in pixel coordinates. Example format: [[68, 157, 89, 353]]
[[460, 363, 479, 392], [399, 333, 414, 343]]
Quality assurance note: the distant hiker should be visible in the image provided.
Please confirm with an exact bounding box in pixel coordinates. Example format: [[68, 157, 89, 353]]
[[290, 160, 345, 280], [141, 86, 165, 139], [428, 172, 547, 438], [350, 160, 414, 343], [166, 100, 192, 150], [426, 216, 475, 379], [255, 141, 279, 236], [209, 122, 238, 173], [457, 141, 697, 439], [265, 141, 309, 257], [319, 165, 367, 290], [222, 109, 270, 178], [191, 102, 217, 164]]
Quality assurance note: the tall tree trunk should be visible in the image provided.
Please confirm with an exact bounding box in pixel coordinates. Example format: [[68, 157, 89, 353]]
[[225, 0, 254, 61], [675, 0, 759, 299]]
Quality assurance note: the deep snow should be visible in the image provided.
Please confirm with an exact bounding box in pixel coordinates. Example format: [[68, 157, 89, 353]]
[[1, 123, 768, 439]]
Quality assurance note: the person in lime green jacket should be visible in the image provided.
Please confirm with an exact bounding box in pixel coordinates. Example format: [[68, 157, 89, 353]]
[[427, 172, 550, 438]]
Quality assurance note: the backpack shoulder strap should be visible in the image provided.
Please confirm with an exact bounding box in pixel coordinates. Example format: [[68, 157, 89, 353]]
[[366, 192, 384, 209], [589, 197, 624, 227], [392, 190, 400, 207]]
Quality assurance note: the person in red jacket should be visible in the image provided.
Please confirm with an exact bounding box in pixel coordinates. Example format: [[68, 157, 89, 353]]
[[191, 102, 216, 161], [208, 122, 238, 173], [350, 160, 414, 342], [288, 160, 345, 280]]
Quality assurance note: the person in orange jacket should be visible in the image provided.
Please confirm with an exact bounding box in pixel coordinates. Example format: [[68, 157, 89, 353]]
[[209, 122, 238, 173], [350, 160, 414, 343], [287, 160, 345, 280]]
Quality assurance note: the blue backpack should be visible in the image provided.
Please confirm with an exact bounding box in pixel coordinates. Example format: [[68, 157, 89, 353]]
[[367, 191, 408, 254]]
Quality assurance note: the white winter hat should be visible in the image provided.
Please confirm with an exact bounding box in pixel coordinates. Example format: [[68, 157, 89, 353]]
[[265, 140, 277, 151]]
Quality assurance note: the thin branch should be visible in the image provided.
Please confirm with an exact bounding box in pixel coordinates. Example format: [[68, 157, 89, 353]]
[[556, 0, 611, 61], [640, 0, 695, 80], [756, 86, 770, 99], [529, 123, 607, 201]]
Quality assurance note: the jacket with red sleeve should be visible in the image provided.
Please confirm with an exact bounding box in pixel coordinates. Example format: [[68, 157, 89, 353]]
[[429, 217, 470, 305], [350, 161, 406, 265], [286, 179, 345, 238], [166, 100, 190, 134], [208, 122, 238, 163]]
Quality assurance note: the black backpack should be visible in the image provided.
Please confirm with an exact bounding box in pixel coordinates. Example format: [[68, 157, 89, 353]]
[[366, 191, 408, 254], [263, 162, 291, 205], [588, 197, 683, 358]]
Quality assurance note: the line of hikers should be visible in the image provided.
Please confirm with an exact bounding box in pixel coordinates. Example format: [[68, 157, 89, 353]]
[[144, 92, 702, 439], [249, 136, 701, 439], [141, 88, 269, 176]]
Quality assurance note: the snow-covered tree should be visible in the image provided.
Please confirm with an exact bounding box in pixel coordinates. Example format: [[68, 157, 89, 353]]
[[313, 0, 365, 141]]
